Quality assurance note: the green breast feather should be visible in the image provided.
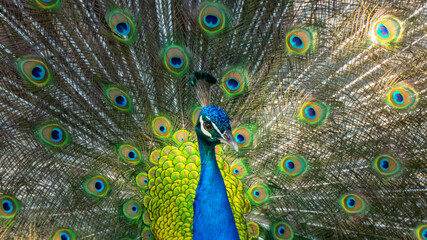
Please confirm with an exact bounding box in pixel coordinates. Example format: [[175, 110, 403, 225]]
[[140, 119, 252, 240]]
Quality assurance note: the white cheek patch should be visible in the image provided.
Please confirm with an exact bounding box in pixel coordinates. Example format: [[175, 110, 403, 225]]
[[199, 117, 213, 139]]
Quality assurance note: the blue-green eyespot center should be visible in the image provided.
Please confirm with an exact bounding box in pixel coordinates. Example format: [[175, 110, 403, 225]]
[[376, 23, 389, 38], [31, 65, 46, 80], [226, 78, 240, 91], [203, 15, 220, 28], [115, 22, 131, 36]]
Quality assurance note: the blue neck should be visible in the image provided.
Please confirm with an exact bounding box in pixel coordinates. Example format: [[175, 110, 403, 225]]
[[193, 137, 239, 240]]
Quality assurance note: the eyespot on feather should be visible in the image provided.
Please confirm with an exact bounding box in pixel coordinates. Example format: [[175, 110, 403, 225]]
[[415, 225, 427, 240], [173, 129, 190, 145], [107, 10, 135, 41], [152, 117, 172, 138], [136, 173, 149, 189], [272, 222, 294, 240], [123, 200, 142, 219], [39, 124, 69, 147], [248, 185, 269, 204], [119, 145, 141, 165], [286, 29, 313, 54], [232, 127, 252, 148], [247, 222, 260, 238], [341, 194, 366, 213], [141, 227, 154, 240], [230, 163, 248, 178], [164, 45, 189, 75], [52, 229, 76, 240], [192, 107, 203, 125], [105, 87, 131, 111], [373, 16, 401, 43], [373, 155, 400, 176], [17, 57, 50, 86], [387, 85, 417, 109], [300, 101, 327, 125], [84, 176, 110, 197], [222, 69, 246, 97], [199, 3, 226, 34], [280, 155, 306, 177], [35, 0, 59, 9], [0, 196, 19, 219], [150, 150, 161, 165]]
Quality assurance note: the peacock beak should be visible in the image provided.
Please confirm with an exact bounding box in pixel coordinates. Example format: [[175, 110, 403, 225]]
[[219, 129, 239, 152]]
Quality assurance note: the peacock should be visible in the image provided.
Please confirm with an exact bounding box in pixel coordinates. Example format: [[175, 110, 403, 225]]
[[0, 0, 426, 239]]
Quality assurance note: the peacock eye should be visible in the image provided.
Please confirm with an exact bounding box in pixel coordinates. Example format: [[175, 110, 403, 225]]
[[247, 222, 260, 238], [230, 163, 248, 178], [52, 229, 75, 240], [35, 0, 59, 8], [136, 173, 149, 189], [105, 87, 131, 111], [163, 45, 189, 75], [199, 3, 226, 33], [203, 121, 213, 131], [39, 124, 69, 147], [272, 222, 294, 240], [373, 155, 400, 176], [286, 29, 313, 54], [84, 176, 110, 197], [142, 228, 153, 239], [341, 194, 366, 213], [222, 69, 246, 97], [0, 196, 19, 219], [108, 10, 135, 41], [387, 85, 417, 109], [172, 129, 189, 145], [119, 145, 141, 165], [280, 155, 306, 177], [123, 200, 141, 219], [152, 117, 172, 138], [416, 225, 427, 240], [18, 57, 51, 86], [232, 127, 252, 148], [248, 185, 269, 204], [373, 16, 401, 43]]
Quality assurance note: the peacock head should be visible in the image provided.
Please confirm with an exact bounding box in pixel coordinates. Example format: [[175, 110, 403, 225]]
[[195, 105, 238, 151]]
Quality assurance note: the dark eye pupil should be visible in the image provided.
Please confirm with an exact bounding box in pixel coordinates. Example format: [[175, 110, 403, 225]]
[[61, 234, 68, 240], [144, 179, 148, 184], [381, 160, 389, 169], [117, 22, 128, 33], [95, 181, 102, 190], [228, 79, 238, 88], [205, 15, 218, 25], [159, 126, 165, 132], [51, 130, 61, 140], [379, 25, 388, 35], [171, 57, 182, 66], [292, 36, 303, 47], [280, 228, 285, 234], [307, 107, 316, 117], [395, 93, 403, 102], [3, 202, 10, 211], [32, 67, 42, 78], [237, 134, 245, 142], [115, 95, 125, 105], [128, 151, 135, 158], [132, 206, 137, 211], [349, 199, 355, 206], [287, 161, 295, 169]]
